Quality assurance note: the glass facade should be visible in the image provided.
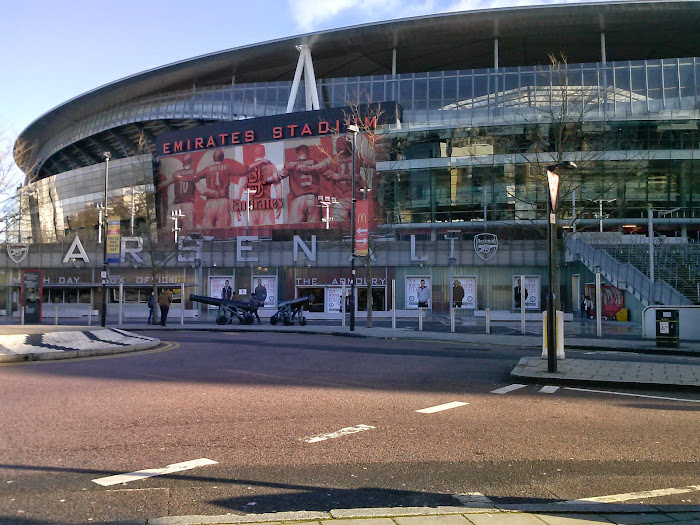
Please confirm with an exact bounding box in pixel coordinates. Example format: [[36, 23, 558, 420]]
[[24, 57, 700, 244]]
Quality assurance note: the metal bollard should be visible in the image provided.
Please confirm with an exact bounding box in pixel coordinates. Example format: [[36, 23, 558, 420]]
[[88, 308, 92, 326], [419, 307, 423, 331], [391, 279, 396, 329], [54, 305, 59, 325], [450, 307, 455, 333], [485, 307, 491, 334]]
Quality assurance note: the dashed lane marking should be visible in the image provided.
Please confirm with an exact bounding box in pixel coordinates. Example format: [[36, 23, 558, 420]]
[[92, 458, 218, 487], [566, 387, 700, 404], [562, 484, 700, 504], [304, 424, 375, 443], [491, 384, 527, 394], [416, 401, 469, 413], [539, 386, 559, 394]]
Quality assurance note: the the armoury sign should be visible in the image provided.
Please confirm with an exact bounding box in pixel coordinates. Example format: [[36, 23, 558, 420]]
[[473, 233, 498, 261]]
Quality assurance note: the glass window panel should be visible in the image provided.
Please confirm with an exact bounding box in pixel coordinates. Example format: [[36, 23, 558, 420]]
[[679, 64, 694, 98], [79, 290, 91, 304], [458, 75, 473, 105], [663, 64, 679, 99], [399, 80, 412, 109], [647, 64, 662, 100], [443, 76, 457, 107], [428, 79, 442, 109], [473, 75, 488, 99], [614, 67, 631, 94], [413, 78, 427, 110]]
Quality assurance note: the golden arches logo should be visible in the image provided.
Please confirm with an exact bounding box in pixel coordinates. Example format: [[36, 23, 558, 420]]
[[357, 213, 368, 223]]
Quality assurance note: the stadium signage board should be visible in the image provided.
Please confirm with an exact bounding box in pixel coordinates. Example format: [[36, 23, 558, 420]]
[[157, 102, 401, 156]]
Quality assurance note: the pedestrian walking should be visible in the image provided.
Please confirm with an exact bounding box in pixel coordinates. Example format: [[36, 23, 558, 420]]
[[252, 279, 268, 324], [147, 293, 154, 325], [158, 289, 173, 326]]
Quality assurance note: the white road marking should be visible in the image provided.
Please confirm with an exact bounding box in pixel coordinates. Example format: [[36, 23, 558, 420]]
[[562, 485, 700, 504], [453, 492, 496, 506], [539, 386, 559, 394], [566, 387, 700, 404], [305, 424, 375, 443], [416, 401, 469, 414], [92, 458, 218, 487], [491, 384, 527, 394]]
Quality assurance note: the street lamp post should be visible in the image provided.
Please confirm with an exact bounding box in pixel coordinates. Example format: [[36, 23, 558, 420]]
[[348, 124, 359, 331], [100, 152, 111, 327], [546, 161, 576, 373]]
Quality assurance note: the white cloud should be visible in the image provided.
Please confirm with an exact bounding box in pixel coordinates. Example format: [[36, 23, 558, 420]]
[[290, 0, 603, 32]]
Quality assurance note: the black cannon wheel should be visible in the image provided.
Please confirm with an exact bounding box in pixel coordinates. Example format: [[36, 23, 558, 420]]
[[270, 313, 279, 325], [216, 315, 228, 325]]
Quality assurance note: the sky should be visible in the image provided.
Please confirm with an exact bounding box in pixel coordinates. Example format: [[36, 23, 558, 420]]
[[1, 0, 601, 140]]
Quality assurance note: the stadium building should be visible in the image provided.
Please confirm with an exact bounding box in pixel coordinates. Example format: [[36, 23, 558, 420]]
[[6, 0, 700, 323]]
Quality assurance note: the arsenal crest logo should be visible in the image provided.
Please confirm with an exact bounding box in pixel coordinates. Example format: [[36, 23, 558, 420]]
[[7, 242, 29, 264], [474, 233, 498, 261]]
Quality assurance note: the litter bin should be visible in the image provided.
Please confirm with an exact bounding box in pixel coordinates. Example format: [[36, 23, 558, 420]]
[[655, 309, 679, 348]]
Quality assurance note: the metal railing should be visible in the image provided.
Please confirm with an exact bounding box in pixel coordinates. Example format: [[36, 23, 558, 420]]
[[566, 235, 692, 306]]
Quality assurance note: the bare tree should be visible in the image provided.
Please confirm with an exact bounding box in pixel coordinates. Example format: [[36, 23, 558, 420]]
[[315, 102, 400, 327]]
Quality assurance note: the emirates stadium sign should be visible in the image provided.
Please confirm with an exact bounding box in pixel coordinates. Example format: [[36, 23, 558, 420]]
[[155, 103, 401, 239]]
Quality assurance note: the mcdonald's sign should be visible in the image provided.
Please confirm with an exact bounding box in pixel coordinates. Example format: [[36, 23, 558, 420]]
[[355, 199, 370, 256]]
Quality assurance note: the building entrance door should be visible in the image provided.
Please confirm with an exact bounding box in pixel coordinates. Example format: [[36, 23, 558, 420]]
[[357, 286, 386, 312], [296, 286, 325, 313]]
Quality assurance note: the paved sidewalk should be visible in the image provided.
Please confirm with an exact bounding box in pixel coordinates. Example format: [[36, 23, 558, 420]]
[[511, 356, 700, 389], [134, 503, 700, 525]]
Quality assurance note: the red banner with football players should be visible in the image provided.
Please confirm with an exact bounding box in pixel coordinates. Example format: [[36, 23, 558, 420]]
[[156, 133, 376, 238]]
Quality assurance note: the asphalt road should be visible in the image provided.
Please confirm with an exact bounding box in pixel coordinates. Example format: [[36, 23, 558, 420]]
[[0, 331, 698, 524]]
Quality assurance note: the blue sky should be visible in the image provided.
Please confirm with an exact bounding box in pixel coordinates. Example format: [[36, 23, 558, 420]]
[[1, 0, 597, 138]]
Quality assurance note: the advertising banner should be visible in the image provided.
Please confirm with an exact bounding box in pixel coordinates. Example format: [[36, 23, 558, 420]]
[[326, 287, 344, 313], [355, 199, 370, 257], [513, 275, 541, 310], [209, 276, 234, 308], [106, 219, 120, 264], [453, 275, 477, 309], [252, 275, 277, 308], [405, 276, 431, 309]]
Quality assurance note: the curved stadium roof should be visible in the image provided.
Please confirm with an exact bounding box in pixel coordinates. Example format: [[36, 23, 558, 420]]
[[16, 0, 700, 178]]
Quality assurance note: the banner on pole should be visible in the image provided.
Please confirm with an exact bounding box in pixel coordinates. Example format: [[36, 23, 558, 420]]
[[106, 219, 121, 264], [355, 199, 369, 257]]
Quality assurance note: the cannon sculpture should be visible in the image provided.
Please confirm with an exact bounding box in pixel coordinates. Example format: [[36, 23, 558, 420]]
[[270, 295, 314, 326], [190, 294, 256, 325]]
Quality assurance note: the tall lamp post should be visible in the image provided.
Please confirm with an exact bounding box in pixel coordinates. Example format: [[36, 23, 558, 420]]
[[348, 124, 359, 331], [100, 152, 111, 327], [546, 161, 576, 373]]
